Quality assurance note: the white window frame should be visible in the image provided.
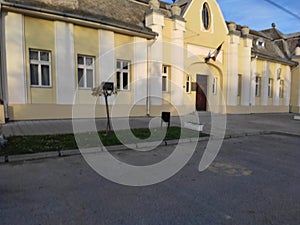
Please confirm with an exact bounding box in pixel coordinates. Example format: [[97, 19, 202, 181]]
[[256, 38, 265, 49], [202, 3, 210, 30], [29, 49, 52, 87], [116, 60, 130, 91], [279, 80, 284, 98], [77, 55, 95, 89], [255, 76, 261, 97], [212, 76, 217, 95], [186, 75, 191, 93], [162, 65, 169, 92], [268, 78, 273, 98]]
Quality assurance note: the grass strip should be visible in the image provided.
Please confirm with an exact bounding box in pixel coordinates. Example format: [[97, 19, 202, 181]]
[[0, 127, 208, 156]]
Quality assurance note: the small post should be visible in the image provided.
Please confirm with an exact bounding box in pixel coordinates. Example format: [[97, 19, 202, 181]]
[[104, 92, 112, 135]]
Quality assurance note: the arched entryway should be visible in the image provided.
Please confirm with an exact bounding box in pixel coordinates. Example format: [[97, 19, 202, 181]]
[[186, 60, 224, 113]]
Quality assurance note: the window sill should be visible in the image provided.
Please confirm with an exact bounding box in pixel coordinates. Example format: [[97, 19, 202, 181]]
[[30, 85, 52, 89], [117, 89, 131, 92], [78, 87, 93, 90]]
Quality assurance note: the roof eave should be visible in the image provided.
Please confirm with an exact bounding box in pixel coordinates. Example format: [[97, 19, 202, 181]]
[[252, 51, 298, 66], [0, 1, 157, 39]]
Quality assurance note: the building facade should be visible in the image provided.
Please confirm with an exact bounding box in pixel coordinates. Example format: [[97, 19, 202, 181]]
[[0, 0, 300, 123]]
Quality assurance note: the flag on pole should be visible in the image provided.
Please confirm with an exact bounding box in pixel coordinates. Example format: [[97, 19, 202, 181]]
[[205, 42, 224, 63]]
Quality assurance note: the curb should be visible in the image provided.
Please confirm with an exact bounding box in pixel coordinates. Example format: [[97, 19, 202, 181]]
[[8, 151, 59, 162], [0, 136, 207, 163], [270, 131, 300, 138], [1, 131, 299, 164], [223, 131, 272, 139]]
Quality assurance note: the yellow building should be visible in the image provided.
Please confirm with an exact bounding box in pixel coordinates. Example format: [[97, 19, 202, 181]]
[[0, 0, 299, 123]]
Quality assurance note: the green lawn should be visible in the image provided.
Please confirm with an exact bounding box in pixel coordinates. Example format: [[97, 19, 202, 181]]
[[0, 127, 207, 156]]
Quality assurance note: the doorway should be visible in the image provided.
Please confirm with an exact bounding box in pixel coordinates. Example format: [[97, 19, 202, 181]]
[[196, 75, 208, 111]]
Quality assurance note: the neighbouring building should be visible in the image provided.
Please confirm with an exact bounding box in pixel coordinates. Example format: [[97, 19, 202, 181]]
[[0, 0, 300, 123]]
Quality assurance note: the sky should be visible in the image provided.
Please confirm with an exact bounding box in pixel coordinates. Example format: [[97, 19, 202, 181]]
[[163, 0, 300, 34]]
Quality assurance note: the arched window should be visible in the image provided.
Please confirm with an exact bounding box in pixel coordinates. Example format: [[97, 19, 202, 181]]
[[202, 3, 210, 30]]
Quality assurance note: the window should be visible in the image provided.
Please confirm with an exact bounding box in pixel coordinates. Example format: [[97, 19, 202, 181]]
[[186, 75, 191, 93], [29, 49, 51, 87], [116, 60, 130, 90], [279, 80, 284, 98], [237, 74, 242, 97], [162, 65, 169, 92], [256, 38, 265, 49], [77, 55, 95, 89], [268, 78, 273, 98], [212, 77, 217, 95], [202, 3, 210, 30], [255, 76, 261, 97]]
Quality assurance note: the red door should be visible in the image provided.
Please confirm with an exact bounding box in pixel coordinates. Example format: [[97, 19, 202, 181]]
[[196, 75, 207, 111]]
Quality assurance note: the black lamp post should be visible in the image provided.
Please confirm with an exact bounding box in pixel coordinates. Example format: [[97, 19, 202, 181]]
[[92, 82, 116, 135]]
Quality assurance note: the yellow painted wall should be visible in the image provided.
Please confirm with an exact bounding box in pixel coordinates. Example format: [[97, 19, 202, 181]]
[[291, 59, 300, 111], [74, 25, 99, 104], [7, 104, 148, 121], [183, 0, 227, 108], [162, 18, 173, 64], [255, 59, 264, 105], [183, 0, 227, 47], [162, 18, 172, 43], [115, 33, 134, 60], [24, 16, 56, 104], [254, 60, 292, 106]]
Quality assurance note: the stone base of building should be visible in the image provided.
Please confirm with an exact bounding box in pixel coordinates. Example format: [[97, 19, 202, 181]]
[[290, 106, 300, 114], [0, 105, 5, 124], [226, 105, 289, 114], [1, 104, 294, 123], [4, 104, 197, 122]]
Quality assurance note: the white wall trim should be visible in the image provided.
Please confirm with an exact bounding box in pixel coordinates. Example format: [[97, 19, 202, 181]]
[[146, 12, 164, 106], [21, 14, 27, 104], [250, 59, 257, 106], [171, 19, 185, 106], [133, 37, 147, 105], [55, 21, 76, 104], [261, 61, 269, 105], [226, 35, 239, 106], [273, 63, 280, 106], [99, 30, 115, 105], [285, 66, 291, 106], [5, 12, 27, 104], [241, 38, 252, 106]]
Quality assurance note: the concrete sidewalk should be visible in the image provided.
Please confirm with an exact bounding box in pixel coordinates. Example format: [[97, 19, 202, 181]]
[[1, 113, 300, 137]]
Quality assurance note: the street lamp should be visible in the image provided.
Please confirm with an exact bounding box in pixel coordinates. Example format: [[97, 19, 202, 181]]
[[92, 82, 117, 135]]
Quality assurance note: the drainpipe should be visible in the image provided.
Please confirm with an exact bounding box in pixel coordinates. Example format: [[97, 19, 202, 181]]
[[147, 39, 156, 117], [147, 42, 150, 116], [0, 3, 9, 122]]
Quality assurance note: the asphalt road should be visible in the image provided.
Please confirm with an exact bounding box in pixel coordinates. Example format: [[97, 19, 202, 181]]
[[1, 134, 300, 225]]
